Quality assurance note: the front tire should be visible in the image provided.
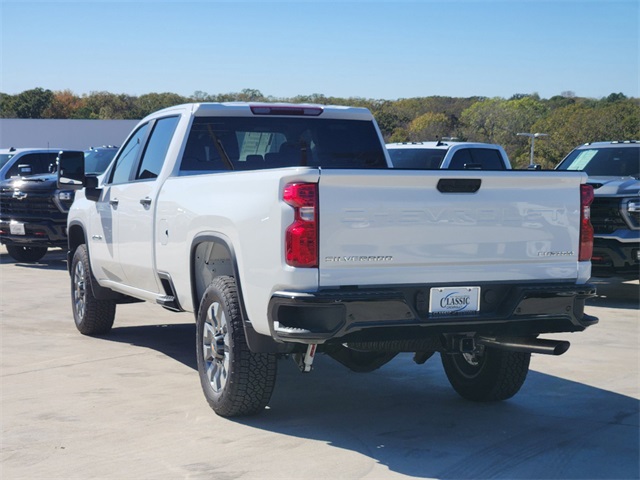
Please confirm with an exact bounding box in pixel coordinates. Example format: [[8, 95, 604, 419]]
[[6, 245, 47, 262], [196, 276, 277, 417], [441, 347, 530, 401], [70, 245, 116, 335]]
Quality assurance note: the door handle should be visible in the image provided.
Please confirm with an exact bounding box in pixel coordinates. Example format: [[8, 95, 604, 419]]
[[109, 198, 119, 207], [140, 197, 152, 207]]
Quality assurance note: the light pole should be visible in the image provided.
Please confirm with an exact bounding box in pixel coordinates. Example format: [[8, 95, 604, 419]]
[[517, 132, 548, 167]]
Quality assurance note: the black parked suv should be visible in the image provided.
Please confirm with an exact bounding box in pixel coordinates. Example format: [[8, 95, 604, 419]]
[[0, 146, 118, 262], [556, 141, 639, 278]]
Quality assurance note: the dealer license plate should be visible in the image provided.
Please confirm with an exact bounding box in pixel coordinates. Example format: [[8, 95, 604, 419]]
[[429, 286, 480, 315], [9, 221, 25, 235]]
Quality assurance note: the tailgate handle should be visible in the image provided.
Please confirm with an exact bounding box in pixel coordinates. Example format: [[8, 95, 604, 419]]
[[437, 178, 481, 193]]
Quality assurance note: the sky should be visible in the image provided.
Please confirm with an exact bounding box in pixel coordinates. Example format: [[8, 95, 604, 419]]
[[1, 0, 638, 101]]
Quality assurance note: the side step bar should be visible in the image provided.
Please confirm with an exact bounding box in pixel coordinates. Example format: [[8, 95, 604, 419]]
[[156, 295, 182, 312]]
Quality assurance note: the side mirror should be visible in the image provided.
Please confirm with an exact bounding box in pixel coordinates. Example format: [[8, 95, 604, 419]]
[[57, 151, 86, 189]]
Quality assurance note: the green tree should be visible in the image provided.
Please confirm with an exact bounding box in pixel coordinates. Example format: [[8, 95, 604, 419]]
[[135, 92, 188, 117], [460, 96, 548, 167], [83, 91, 139, 119], [4, 88, 54, 118], [0, 93, 16, 117], [532, 99, 640, 168], [407, 112, 451, 141]]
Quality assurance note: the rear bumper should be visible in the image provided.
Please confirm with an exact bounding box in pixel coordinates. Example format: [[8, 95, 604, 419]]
[[268, 282, 598, 344]]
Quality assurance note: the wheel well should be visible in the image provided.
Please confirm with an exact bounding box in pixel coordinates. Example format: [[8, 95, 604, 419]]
[[190, 236, 285, 353], [192, 240, 235, 315], [68, 224, 86, 257], [67, 224, 86, 274]]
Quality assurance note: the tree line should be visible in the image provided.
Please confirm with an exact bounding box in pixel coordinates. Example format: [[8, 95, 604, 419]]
[[1, 87, 638, 168]]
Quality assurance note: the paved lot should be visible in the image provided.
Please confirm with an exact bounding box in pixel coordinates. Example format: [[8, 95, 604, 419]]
[[1, 246, 638, 480]]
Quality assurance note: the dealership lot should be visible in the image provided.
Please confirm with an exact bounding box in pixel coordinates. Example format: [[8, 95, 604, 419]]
[[1, 246, 638, 479]]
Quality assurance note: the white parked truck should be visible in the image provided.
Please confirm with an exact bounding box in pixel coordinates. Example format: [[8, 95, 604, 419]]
[[58, 102, 597, 417]]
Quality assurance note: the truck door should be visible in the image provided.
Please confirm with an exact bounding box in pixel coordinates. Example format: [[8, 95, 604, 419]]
[[89, 124, 151, 284], [111, 116, 180, 293]]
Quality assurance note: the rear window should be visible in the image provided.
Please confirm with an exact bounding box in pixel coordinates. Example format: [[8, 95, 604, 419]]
[[556, 146, 640, 178], [387, 148, 445, 169], [448, 148, 506, 170], [179, 117, 387, 173]]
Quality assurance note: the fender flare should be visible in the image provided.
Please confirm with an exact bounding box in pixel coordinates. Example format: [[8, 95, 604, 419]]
[[190, 233, 285, 353]]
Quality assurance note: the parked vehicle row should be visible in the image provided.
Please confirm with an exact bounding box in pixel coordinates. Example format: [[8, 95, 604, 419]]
[[2, 138, 636, 277], [0, 146, 118, 262]]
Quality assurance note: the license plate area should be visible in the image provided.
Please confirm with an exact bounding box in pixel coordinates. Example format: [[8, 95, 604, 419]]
[[429, 286, 480, 316], [9, 221, 25, 235]]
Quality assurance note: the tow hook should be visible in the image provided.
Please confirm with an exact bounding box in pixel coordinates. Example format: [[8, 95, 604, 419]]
[[293, 344, 317, 373]]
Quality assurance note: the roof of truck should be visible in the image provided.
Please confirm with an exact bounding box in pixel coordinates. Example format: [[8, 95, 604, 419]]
[[142, 102, 375, 122]]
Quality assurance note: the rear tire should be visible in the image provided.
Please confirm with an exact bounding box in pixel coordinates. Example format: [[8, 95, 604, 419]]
[[70, 245, 116, 335], [196, 276, 277, 417], [441, 347, 530, 401], [6, 245, 47, 262]]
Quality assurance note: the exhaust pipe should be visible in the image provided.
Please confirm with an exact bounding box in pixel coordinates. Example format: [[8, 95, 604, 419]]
[[477, 336, 570, 356]]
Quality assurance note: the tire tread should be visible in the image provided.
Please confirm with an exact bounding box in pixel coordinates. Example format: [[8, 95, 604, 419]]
[[197, 276, 277, 417], [72, 245, 115, 335]]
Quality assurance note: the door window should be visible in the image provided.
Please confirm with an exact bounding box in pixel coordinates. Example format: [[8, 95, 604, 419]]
[[136, 116, 180, 180], [110, 124, 150, 184]]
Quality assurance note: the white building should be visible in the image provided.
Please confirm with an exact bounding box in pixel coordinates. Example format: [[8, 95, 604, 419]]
[[0, 119, 139, 149]]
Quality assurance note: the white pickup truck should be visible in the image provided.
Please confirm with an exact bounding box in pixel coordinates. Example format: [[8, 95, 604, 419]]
[[58, 102, 598, 417]]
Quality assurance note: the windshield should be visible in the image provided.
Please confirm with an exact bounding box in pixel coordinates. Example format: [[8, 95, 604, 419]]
[[556, 146, 639, 178], [0, 154, 15, 169], [387, 148, 445, 169], [84, 148, 117, 174]]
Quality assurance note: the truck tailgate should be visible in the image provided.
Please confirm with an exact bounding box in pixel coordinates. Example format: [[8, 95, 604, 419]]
[[318, 170, 585, 287]]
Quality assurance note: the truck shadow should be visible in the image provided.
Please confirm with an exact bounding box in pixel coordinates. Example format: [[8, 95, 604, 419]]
[[105, 323, 198, 371], [0, 249, 67, 271], [249, 356, 640, 479], [588, 277, 640, 310], [102, 323, 639, 479]]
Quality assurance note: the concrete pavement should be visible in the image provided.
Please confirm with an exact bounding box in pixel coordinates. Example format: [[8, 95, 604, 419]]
[[1, 247, 638, 479]]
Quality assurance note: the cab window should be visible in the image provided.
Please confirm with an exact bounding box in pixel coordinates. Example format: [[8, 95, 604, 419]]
[[136, 116, 180, 180], [109, 124, 150, 184]]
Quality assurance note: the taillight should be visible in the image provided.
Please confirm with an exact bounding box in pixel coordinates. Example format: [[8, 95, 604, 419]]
[[579, 184, 594, 262], [283, 182, 318, 267]]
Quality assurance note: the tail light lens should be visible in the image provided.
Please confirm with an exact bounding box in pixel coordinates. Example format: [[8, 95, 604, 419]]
[[283, 183, 318, 267], [579, 184, 594, 262]]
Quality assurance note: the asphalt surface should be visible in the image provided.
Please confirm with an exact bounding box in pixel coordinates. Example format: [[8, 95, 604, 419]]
[[1, 246, 638, 480]]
